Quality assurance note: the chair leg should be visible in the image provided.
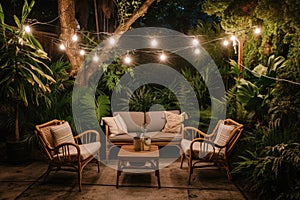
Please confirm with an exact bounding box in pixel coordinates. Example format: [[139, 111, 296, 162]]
[[78, 169, 82, 192], [188, 165, 192, 185], [180, 153, 185, 168], [224, 162, 232, 180], [96, 153, 101, 173], [188, 158, 193, 185], [97, 160, 101, 173], [43, 165, 54, 182]]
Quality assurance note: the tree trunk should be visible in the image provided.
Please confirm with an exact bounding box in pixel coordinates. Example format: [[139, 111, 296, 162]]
[[114, 0, 158, 34], [58, 0, 83, 77], [59, 0, 159, 76]]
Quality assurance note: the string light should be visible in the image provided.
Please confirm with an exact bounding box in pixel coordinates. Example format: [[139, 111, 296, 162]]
[[109, 37, 116, 45], [72, 34, 78, 42], [254, 27, 261, 35], [24, 25, 31, 33], [223, 40, 229, 46], [79, 49, 85, 56], [150, 38, 158, 47], [59, 43, 66, 50], [192, 38, 199, 46], [93, 54, 99, 62], [123, 54, 132, 64], [159, 52, 167, 61]]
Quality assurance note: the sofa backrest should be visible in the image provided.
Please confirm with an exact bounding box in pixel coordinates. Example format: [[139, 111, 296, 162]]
[[113, 112, 144, 132], [145, 110, 180, 132], [113, 110, 181, 132]]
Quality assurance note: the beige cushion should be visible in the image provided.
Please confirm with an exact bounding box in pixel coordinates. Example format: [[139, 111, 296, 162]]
[[109, 133, 135, 142], [146, 131, 181, 142], [214, 123, 235, 146], [181, 138, 215, 158], [77, 142, 100, 160], [145, 111, 166, 132], [114, 114, 128, 133], [162, 111, 184, 133], [102, 115, 127, 135], [113, 112, 144, 132], [54, 142, 100, 160], [50, 122, 75, 146]]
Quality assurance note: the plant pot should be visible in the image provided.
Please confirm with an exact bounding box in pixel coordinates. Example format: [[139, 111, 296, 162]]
[[6, 139, 31, 164]]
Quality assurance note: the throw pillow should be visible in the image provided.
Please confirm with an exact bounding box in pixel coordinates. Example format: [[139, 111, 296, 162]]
[[102, 114, 128, 135], [162, 111, 184, 133], [214, 123, 235, 146], [114, 114, 128, 133], [50, 122, 75, 147]]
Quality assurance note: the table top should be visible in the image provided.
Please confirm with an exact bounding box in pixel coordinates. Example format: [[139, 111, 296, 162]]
[[118, 145, 159, 158]]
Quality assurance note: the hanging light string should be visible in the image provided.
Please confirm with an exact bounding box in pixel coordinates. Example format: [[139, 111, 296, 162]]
[[240, 63, 300, 86], [20, 19, 300, 86]]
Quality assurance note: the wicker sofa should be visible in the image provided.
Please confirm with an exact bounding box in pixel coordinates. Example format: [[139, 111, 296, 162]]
[[102, 110, 185, 162]]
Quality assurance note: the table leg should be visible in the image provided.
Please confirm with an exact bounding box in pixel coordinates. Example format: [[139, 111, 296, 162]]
[[154, 159, 160, 189], [116, 159, 122, 188]]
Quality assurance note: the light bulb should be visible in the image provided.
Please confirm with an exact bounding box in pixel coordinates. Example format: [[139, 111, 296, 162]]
[[192, 38, 199, 46], [79, 49, 85, 56], [150, 39, 158, 47], [123, 55, 132, 64], [72, 34, 78, 42], [24, 25, 31, 33], [160, 53, 166, 61], [93, 55, 99, 62], [223, 40, 229, 46], [59, 44, 66, 50], [254, 27, 261, 35], [109, 37, 116, 45]]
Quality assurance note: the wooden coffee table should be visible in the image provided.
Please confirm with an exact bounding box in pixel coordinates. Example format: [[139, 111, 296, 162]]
[[116, 145, 160, 188]]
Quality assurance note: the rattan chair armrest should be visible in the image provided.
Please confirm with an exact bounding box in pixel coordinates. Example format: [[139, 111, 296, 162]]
[[190, 138, 216, 147], [52, 142, 81, 158], [75, 130, 100, 143], [183, 126, 213, 139], [189, 138, 216, 160]]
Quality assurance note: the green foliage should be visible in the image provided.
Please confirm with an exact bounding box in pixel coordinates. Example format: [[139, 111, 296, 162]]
[[228, 55, 289, 124], [116, 0, 142, 24], [180, 66, 210, 110], [233, 137, 300, 199], [95, 91, 111, 121], [117, 84, 180, 112], [0, 0, 55, 140], [98, 58, 133, 94]]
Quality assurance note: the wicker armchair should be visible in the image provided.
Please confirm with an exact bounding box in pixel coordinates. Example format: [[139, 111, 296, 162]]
[[180, 119, 243, 184], [35, 119, 101, 191]]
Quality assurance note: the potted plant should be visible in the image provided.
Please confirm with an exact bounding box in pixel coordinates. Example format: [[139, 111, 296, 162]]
[[0, 1, 55, 163]]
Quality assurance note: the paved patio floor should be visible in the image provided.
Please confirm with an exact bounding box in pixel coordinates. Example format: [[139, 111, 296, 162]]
[[0, 159, 247, 200]]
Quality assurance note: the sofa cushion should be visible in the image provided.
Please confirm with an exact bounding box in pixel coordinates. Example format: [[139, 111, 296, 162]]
[[102, 116, 127, 135], [109, 133, 136, 142], [162, 111, 184, 133], [113, 112, 144, 132], [145, 111, 166, 132], [146, 131, 182, 142]]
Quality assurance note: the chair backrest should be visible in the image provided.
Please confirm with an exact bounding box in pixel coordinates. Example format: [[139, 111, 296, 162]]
[[34, 119, 65, 159], [223, 119, 243, 155], [208, 119, 243, 156]]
